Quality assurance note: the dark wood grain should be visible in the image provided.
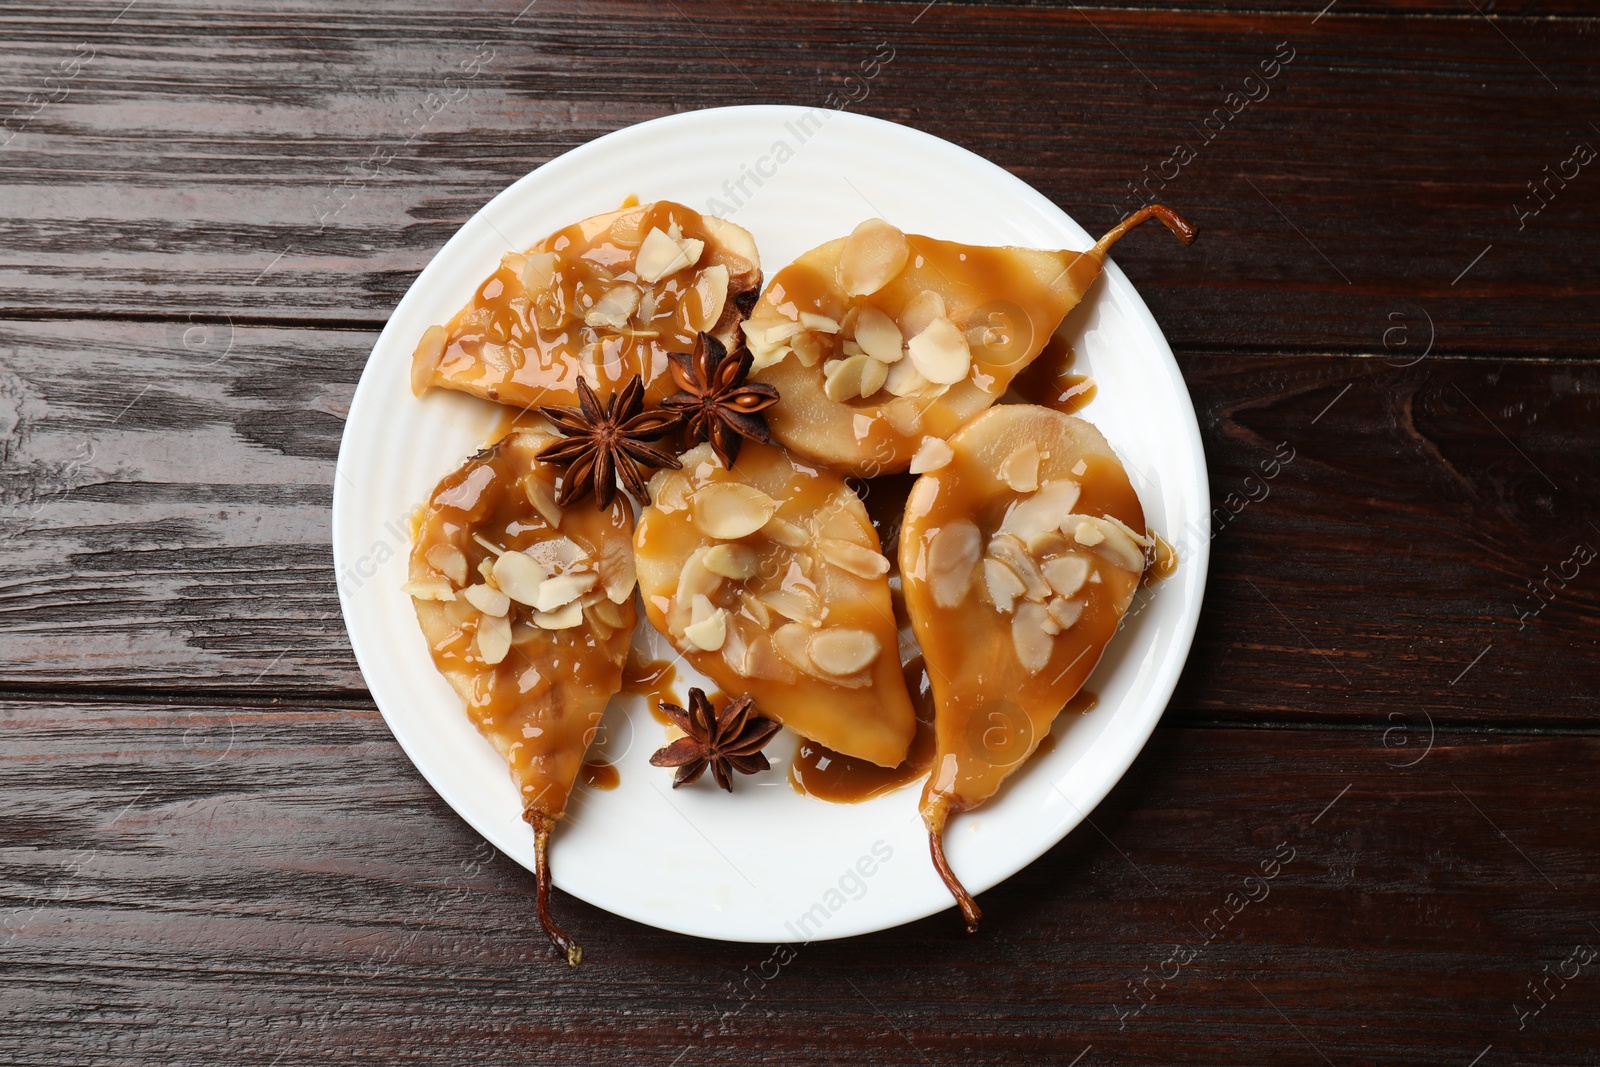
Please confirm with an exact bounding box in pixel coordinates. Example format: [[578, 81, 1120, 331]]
[[1, 1, 1597, 355], [2, 697, 1595, 1065], [4, 319, 1595, 724]]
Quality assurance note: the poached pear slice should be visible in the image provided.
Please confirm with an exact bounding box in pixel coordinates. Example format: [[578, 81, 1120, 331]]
[[744, 206, 1193, 476], [635, 441, 916, 768], [897, 405, 1151, 930], [411, 200, 762, 411], [406, 429, 639, 965]]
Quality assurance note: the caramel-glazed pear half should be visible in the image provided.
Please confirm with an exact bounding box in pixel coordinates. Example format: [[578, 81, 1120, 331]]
[[744, 205, 1193, 476], [898, 406, 1151, 930], [412, 200, 762, 411], [635, 441, 917, 768], [406, 430, 638, 965]]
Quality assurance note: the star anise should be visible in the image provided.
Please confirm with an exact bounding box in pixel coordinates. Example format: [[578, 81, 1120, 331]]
[[537, 375, 682, 509], [649, 688, 782, 792], [661, 332, 780, 468]]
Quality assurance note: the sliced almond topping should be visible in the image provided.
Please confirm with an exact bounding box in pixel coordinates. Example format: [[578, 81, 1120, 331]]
[[525, 476, 563, 529], [477, 613, 513, 664], [982, 557, 1027, 614], [858, 356, 888, 398], [464, 584, 511, 617], [1047, 597, 1085, 631], [998, 479, 1081, 542], [1069, 515, 1145, 573], [493, 550, 549, 607], [677, 547, 725, 604], [1011, 601, 1054, 675], [704, 542, 760, 580], [853, 304, 904, 364], [790, 330, 829, 368], [763, 515, 809, 548], [1103, 514, 1155, 548], [586, 595, 627, 629], [425, 543, 468, 587], [520, 251, 560, 293], [687, 263, 730, 333], [411, 325, 448, 397], [684, 605, 729, 651], [823, 354, 874, 402], [737, 589, 772, 628], [909, 436, 953, 473], [635, 227, 700, 283], [808, 627, 881, 676], [1071, 459, 1089, 476], [906, 316, 972, 385], [533, 601, 584, 630], [820, 538, 890, 579], [536, 571, 598, 612], [649, 469, 692, 513], [838, 218, 910, 297], [884, 358, 931, 398], [584, 284, 641, 329], [841, 339, 867, 359], [800, 312, 841, 334], [759, 587, 822, 626], [1000, 442, 1041, 493], [402, 576, 457, 602], [899, 290, 947, 337], [471, 533, 505, 557], [599, 536, 636, 604], [693, 481, 778, 540], [773, 621, 818, 675], [926, 518, 981, 608], [988, 534, 1051, 602], [1041, 555, 1091, 599]]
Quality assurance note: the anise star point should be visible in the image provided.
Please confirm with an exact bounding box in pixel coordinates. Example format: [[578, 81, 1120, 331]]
[[537, 375, 682, 509], [649, 688, 782, 792], [661, 332, 780, 469]]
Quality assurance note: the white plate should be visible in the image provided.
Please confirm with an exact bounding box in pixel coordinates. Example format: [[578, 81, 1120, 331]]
[[332, 105, 1208, 944]]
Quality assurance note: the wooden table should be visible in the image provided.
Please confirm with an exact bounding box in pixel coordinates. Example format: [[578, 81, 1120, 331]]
[[3, 1, 1597, 1062]]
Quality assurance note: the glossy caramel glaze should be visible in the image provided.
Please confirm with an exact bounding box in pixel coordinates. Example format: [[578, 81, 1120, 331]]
[[634, 441, 916, 767], [622, 650, 680, 724], [580, 760, 620, 791], [412, 201, 761, 411], [1146, 534, 1179, 584], [405, 430, 636, 822], [789, 656, 937, 803]]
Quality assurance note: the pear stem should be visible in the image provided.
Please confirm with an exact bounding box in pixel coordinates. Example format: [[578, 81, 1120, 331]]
[[1091, 204, 1198, 262], [924, 800, 982, 933], [526, 810, 583, 967]]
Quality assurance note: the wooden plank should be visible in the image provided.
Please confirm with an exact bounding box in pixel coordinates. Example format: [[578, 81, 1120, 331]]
[[2, 319, 1596, 724], [0, 2, 1596, 353], [1, 699, 1595, 1063]]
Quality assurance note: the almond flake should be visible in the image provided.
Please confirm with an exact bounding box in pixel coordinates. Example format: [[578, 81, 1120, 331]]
[[1011, 601, 1054, 675], [927, 518, 981, 608], [1000, 442, 1041, 493], [692, 482, 778, 540], [493, 550, 548, 607], [477, 613, 513, 664], [759, 588, 822, 626], [988, 534, 1051, 602], [763, 516, 809, 548], [853, 305, 904, 363], [584, 284, 641, 329], [859, 357, 888, 398], [1041, 555, 1091, 599], [402, 576, 457, 602], [823, 354, 874, 402], [687, 263, 730, 332], [997, 479, 1081, 542], [1068, 516, 1145, 573], [599, 535, 636, 603], [704, 543, 760, 580], [533, 601, 584, 630], [884, 358, 931, 398], [820, 538, 890, 579], [838, 218, 910, 297], [535, 571, 598, 612], [464, 584, 511, 617], [807, 627, 881, 676], [1047, 597, 1085, 631], [906, 316, 972, 385], [800, 312, 841, 334], [425, 543, 469, 586], [524, 477, 563, 529], [899, 290, 946, 337], [635, 227, 701, 283], [684, 605, 729, 651], [909, 436, 953, 473], [982, 557, 1027, 614]]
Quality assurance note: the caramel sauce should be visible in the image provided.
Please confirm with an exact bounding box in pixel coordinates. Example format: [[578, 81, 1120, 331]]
[[750, 231, 1106, 475], [1034, 733, 1056, 757], [1144, 534, 1179, 585], [633, 441, 917, 767], [790, 656, 938, 803], [406, 431, 637, 819], [421, 201, 758, 411], [580, 759, 620, 790], [622, 650, 680, 723], [1065, 688, 1099, 715], [618, 193, 640, 209], [899, 408, 1145, 815]]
